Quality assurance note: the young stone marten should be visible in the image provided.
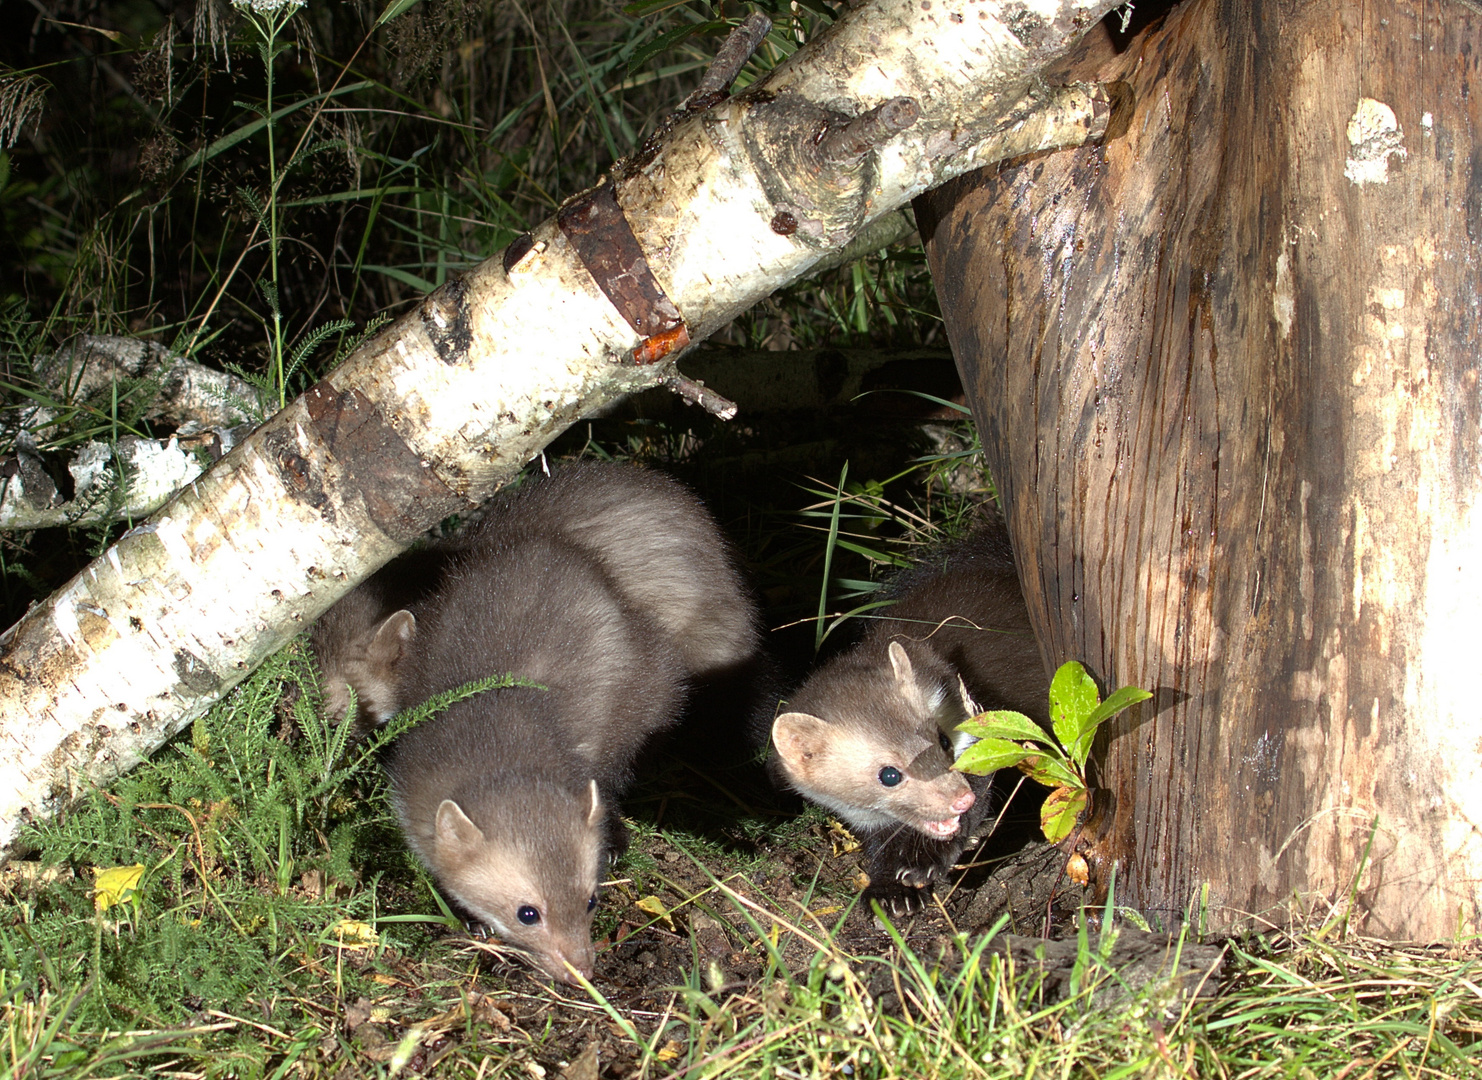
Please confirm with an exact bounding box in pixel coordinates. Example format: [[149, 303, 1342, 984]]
[[311, 462, 766, 982], [770, 519, 1048, 914]]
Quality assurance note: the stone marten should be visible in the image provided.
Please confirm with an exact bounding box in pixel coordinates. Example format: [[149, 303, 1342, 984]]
[[311, 462, 766, 981], [770, 519, 1047, 914]]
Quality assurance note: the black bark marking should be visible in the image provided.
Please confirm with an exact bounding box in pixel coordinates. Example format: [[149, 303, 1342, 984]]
[[420, 277, 473, 365], [502, 233, 535, 274], [265, 427, 332, 523]]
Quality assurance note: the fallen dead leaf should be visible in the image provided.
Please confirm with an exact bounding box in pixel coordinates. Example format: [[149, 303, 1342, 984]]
[[343, 996, 373, 1033], [561, 1043, 599, 1080]]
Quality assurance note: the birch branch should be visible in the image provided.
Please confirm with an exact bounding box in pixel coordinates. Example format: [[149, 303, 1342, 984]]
[[0, 0, 1121, 856], [34, 335, 262, 431], [0, 435, 230, 531], [0, 336, 260, 529]]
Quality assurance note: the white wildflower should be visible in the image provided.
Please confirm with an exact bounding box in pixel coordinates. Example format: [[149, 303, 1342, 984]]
[[232, 0, 305, 13]]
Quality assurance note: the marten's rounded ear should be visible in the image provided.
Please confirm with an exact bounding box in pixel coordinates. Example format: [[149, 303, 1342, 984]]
[[369, 610, 416, 665], [887, 640, 914, 686], [772, 712, 831, 773], [584, 779, 604, 828], [435, 799, 484, 848]]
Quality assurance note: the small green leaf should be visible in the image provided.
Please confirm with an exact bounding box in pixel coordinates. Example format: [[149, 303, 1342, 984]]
[[1079, 684, 1154, 738], [1068, 684, 1153, 767], [1067, 732, 1094, 770], [1040, 785, 1087, 843], [957, 710, 1047, 745], [1021, 754, 1080, 790], [1049, 661, 1100, 751], [955, 738, 1031, 776]]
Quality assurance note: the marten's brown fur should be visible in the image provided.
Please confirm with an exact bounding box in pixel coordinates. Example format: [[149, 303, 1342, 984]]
[[312, 463, 766, 981]]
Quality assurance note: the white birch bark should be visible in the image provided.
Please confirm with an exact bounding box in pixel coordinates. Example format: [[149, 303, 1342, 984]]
[[0, 0, 1119, 855], [2, 435, 218, 531], [1, 336, 260, 529]]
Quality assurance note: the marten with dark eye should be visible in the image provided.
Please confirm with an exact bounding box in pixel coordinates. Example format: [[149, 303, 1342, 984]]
[[311, 463, 767, 982], [769, 519, 1047, 915]]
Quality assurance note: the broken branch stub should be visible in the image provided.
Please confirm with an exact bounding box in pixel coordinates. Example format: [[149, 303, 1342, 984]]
[[0, 0, 1118, 857], [816, 97, 922, 167], [686, 11, 774, 105]]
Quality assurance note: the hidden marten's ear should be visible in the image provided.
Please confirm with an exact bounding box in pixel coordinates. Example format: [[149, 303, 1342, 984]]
[[956, 674, 981, 717], [584, 779, 604, 829], [887, 641, 914, 687], [435, 798, 484, 849], [369, 609, 416, 666]]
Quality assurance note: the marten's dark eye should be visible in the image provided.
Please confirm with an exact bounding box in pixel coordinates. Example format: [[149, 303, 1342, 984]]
[[517, 905, 541, 926], [939, 731, 954, 754], [878, 765, 903, 787], [587, 892, 599, 913]]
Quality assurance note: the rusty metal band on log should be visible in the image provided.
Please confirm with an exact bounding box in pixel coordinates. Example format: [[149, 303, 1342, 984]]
[[302, 382, 467, 544], [556, 181, 690, 364]]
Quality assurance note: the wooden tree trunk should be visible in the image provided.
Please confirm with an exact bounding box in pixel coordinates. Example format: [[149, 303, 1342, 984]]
[[917, 0, 1482, 940]]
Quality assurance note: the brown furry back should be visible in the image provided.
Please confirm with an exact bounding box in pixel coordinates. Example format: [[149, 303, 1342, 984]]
[[388, 528, 688, 811], [455, 463, 763, 682], [871, 519, 1047, 723]]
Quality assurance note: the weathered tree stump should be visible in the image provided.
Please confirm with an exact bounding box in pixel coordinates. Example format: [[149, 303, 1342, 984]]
[[917, 0, 1482, 940]]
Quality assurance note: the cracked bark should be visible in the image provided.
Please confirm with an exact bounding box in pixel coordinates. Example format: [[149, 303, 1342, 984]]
[[918, 0, 1482, 940]]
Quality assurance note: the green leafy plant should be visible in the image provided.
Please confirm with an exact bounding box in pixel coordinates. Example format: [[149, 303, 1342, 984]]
[[955, 660, 1152, 843]]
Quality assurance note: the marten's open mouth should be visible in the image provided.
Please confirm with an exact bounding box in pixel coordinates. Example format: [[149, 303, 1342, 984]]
[[919, 815, 962, 839]]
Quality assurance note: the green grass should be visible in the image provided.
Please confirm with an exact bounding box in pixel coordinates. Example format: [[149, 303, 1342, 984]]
[[6, 645, 420, 1036], [2, 592, 1479, 1077]]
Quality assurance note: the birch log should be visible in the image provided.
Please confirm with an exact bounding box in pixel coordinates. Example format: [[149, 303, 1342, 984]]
[[0, 336, 259, 530], [0, 0, 1119, 855]]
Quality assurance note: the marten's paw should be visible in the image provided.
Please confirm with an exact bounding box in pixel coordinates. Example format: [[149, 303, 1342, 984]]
[[894, 862, 940, 890], [864, 876, 933, 917]]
